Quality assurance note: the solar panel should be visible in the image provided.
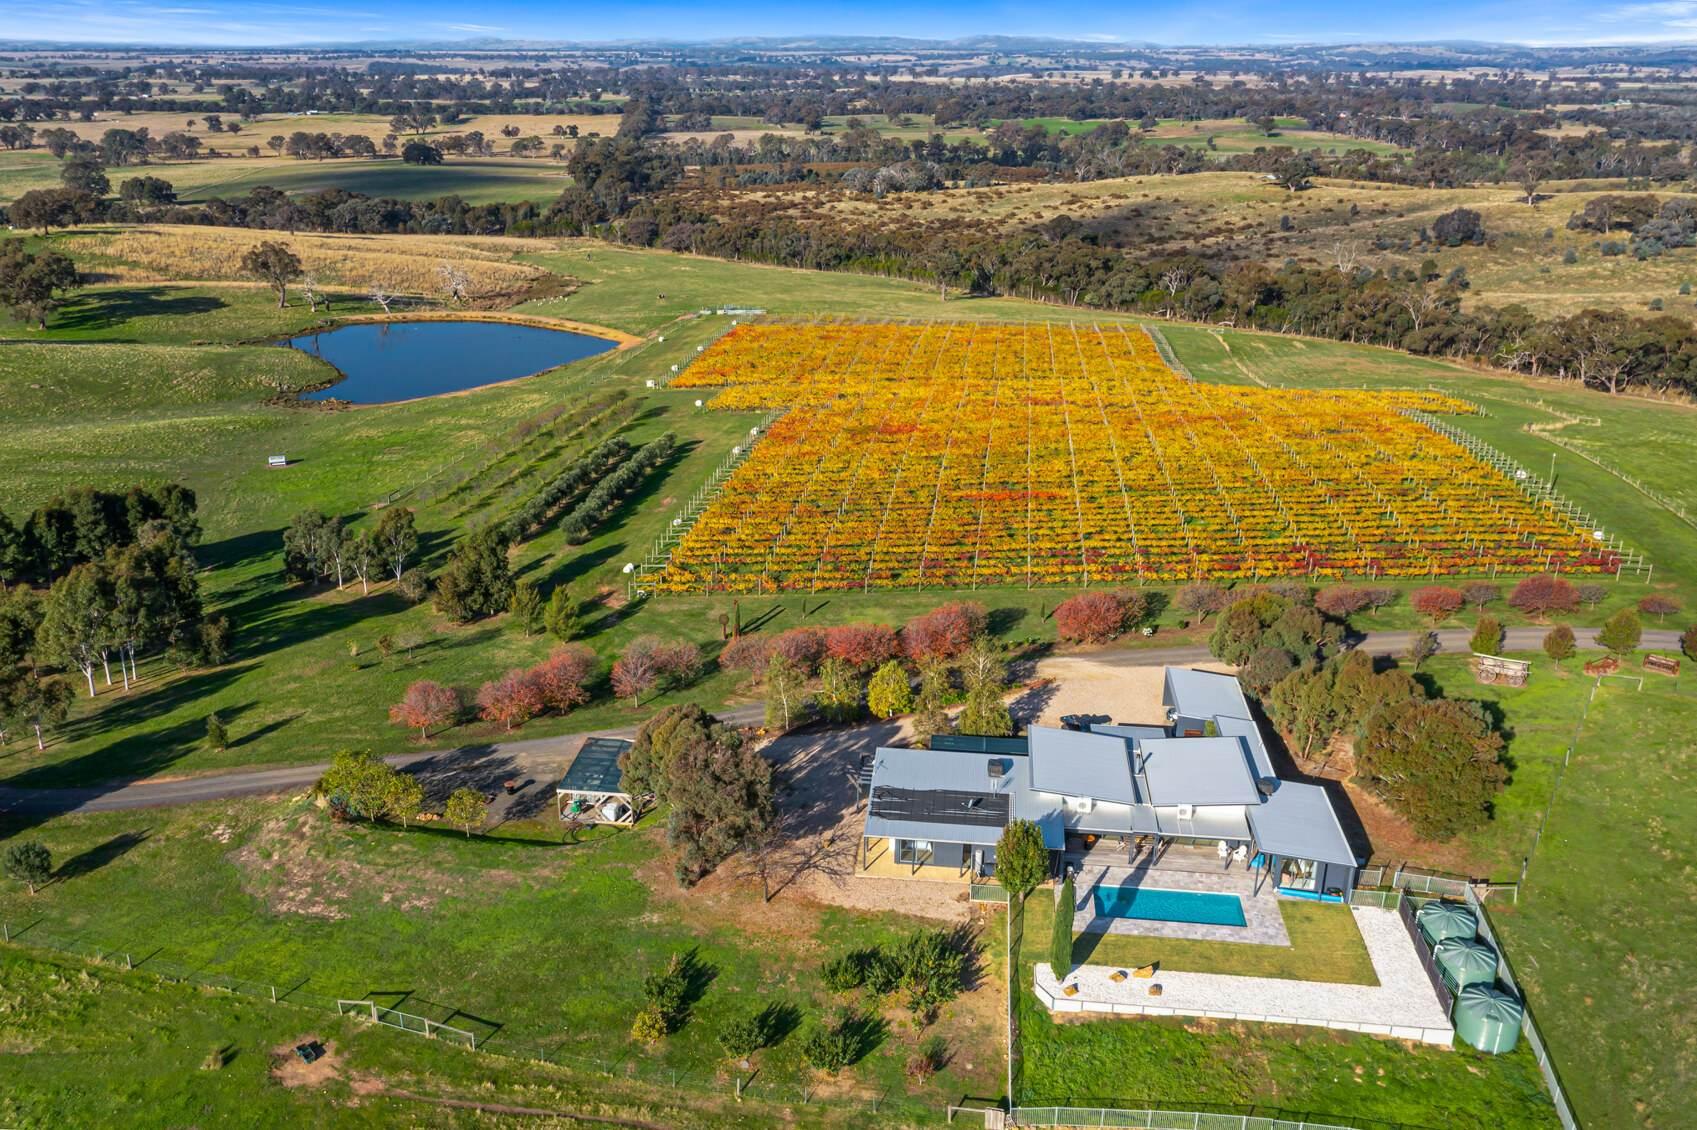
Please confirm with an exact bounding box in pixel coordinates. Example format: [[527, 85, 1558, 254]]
[[869, 786, 1009, 829]]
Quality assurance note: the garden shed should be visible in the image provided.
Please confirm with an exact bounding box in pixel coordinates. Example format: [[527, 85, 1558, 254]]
[[556, 737, 639, 825]]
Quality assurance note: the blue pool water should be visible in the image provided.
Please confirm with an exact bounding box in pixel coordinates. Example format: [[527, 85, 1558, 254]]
[[282, 320, 616, 404], [1091, 884, 1248, 927]]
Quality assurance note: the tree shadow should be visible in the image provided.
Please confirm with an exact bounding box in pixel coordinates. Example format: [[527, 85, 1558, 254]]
[[672, 947, 718, 1026], [44, 287, 227, 337], [987, 606, 1028, 636], [54, 829, 150, 883], [838, 1008, 888, 1066], [754, 1000, 803, 1048]]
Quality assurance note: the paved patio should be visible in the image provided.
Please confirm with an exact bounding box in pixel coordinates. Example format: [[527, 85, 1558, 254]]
[[1071, 862, 1289, 945], [1036, 906, 1455, 1046]]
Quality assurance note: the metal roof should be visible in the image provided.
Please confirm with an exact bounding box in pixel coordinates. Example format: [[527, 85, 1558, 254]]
[[1027, 725, 1138, 804], [863, 747, 1065, 849], [1212, 715, 1277, 780], [1164, 667, 1252, 721], [1246, 781, 1358, 865], [1138, 737, 1264, 806], [1087, 723, 1169, 741], [556, 737, 633, 796]]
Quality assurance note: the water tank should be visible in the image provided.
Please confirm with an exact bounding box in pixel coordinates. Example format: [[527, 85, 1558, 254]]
[[1434, 937, 1499, 993], [1453, 984, 1523, 1054], [1415, 900, 1478, 946]]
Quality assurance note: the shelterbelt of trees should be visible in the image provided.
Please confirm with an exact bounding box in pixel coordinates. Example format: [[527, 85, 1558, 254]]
[[32, 163, 1697, 400]]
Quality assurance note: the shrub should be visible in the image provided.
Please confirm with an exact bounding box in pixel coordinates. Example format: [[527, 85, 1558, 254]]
[[821, 952, 868, 992], [888, 928, 967, 1024], [631, 1005, 668, 1044], [642, 952, 691, 1032], [1510, 574, 1580, 618], [1053, 591, 1130, 643], [901, 601, 988, 661], [1638, 594, 1682, 622], [1050, 874, 1075, 978], [205, 713, 228, 751], [717, 1010, 771, 1060], [801, 1013, 857, 1074], [1562, 248, 1578, 264], [1314, 585, 1370, 618], [1470, 615, 1504, 656], [906, 1034, 947, 1081], [1410, 586, 1464, 623], [863, 950, 903, 996], [1682, 623, 1697, 661]]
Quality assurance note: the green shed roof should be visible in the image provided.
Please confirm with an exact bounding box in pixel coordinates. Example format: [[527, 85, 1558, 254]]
[[557, 737, 633, 795]]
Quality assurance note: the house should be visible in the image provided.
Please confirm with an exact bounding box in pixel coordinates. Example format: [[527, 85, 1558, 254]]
[[859, 667, 1359, 901]]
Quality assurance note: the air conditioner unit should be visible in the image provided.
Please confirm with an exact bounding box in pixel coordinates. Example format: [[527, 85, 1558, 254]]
[[1073, 796, 1094, 814], [1176, 804, 1195, 821]]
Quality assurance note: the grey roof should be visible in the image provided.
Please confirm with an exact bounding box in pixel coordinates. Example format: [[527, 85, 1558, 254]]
[[1213, 715, 1277, 780], [1247, 781, 1357, 865], [1087, 723, 1169, 741], [1028, 725, 1137, 804], [557, 737, 632, 796], [1165, 667, 1252, 721], [1138, 737, 1263, 806], [929, 734, 1030, 755], [863, 747, 1064, 849]]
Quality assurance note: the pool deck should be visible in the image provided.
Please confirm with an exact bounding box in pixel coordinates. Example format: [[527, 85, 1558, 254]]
[[1072, 863, 1289, 946], [1037, 906, 1456, 1046]]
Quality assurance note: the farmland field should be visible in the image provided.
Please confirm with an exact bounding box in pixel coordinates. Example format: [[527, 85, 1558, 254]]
[[662, 321, 1616, 591]]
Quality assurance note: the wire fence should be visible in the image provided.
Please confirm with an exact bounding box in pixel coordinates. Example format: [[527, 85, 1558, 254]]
[[0, 918, 935, 1122], [1009, 1108, 1381, 1129]]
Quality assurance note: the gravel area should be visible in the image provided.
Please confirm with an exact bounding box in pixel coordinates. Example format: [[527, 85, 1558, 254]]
[[1036, 906, 1455, 1046], [1031, 657, 1236, 728]]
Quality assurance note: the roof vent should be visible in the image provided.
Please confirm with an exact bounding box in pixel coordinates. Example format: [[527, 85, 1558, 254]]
[[987, 759, 1006, 780], [1257, 778, 1278, 798]]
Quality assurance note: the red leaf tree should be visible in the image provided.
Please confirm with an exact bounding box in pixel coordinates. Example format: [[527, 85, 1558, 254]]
[[1314, 585, 1371, 618], [768, 627, 825, 675], [530, 644, 596, 713], [1054, 591, 1130, 644], [652, 640, 703, 688], [388, 680, 461, 740], [718, 634, 773, 675], [612, 636, 663, 705], [824, 622, 900, 669], [1509, 574, 1579, 618], [477, 669, 544, 731], [1410, 586, 1464, 623], [1638, 594, 1682, 623], [901, 600, 989, 662]]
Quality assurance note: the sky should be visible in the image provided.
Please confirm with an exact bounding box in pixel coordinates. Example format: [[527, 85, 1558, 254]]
[[8, 0, 1697, 49]]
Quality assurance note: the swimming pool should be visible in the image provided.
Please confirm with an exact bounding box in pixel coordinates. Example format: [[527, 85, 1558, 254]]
[[1091, 884, 1248, 927]]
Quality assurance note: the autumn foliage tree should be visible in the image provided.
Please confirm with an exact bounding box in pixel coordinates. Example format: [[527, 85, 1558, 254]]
[[612, 636, 663, 705], [529, 644, 596, 713], [1638, 594, 1681, 623], [1410, 586, 1464, 623], [1054, 590, 1145, 644], [1509, 574, 1579, 618], [823, 622, 900, 669], [901, 601, 988, 662], [388, 679, 461, 740], [477, 669, 544, 731], [1313, 585, 1371, 618]]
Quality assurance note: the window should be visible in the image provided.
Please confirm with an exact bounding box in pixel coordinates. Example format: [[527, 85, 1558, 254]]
[[1280, 858, 1319, 891], [895, 839, 934, 866]]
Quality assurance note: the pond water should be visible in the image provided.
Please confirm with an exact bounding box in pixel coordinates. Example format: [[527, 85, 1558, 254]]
[[281, 320, 617, 404]]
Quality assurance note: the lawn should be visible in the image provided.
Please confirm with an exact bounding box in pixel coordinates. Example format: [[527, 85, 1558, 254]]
[[1025, 890, 1379, 985], [1489, 674, 1697, 1128], [0, 795, 994, 1122], [1009, 899, 1556, 1124]]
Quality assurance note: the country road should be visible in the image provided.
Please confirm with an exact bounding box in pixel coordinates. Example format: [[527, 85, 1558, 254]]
[[0, 629, 1680, 818]]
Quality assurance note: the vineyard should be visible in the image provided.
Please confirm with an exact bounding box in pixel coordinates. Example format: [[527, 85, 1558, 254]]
[[658, 322, 1622, 592]]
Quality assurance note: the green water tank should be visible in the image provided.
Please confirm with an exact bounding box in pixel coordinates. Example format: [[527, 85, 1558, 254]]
[[1435, 937, 1499, 992], [1415, 900, 1478, 946], [1454, 984, 1523, 1054]]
